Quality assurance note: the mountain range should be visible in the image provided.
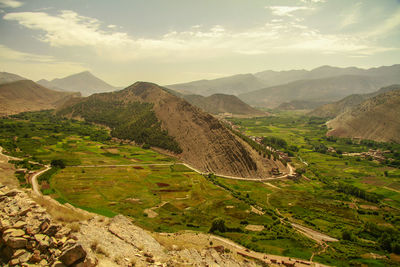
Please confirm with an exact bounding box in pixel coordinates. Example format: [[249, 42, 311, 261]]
[[0, 72, 27, 85], [57, 82, 285, 178], [37, 71, 117, 96], [167, 64, 400, 108]]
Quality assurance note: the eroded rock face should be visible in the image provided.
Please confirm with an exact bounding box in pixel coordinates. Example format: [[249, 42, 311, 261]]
[[0, 184, 87, 266]]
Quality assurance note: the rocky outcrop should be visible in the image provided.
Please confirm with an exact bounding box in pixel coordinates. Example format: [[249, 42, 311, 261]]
[[0, 184, 91, 266], [0, 182, 260, 266]]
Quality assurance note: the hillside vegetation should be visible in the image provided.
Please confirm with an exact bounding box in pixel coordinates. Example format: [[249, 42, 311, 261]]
[[57, 82, 284, 178]]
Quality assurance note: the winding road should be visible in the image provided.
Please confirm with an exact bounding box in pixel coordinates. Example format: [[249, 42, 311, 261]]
[[0, 146, 48, 195]]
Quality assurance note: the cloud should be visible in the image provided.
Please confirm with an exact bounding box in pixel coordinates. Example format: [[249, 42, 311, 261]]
[[0, 0, 23, 8], [267, 6, 310, 17], [4, 10, 132, 47], [3, 9, 396, 63]]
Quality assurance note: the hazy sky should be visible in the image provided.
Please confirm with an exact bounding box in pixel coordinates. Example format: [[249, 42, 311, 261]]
[[0, 0, 399, 86]]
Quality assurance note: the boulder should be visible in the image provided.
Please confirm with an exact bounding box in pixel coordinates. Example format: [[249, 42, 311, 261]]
[[4, 228, 25, 237], [17, 251, 31, 263], [14, 221, 27, 229], [6, 236, 27, 249], [59, 244, 86, 266], [51, 261, 67, 267]]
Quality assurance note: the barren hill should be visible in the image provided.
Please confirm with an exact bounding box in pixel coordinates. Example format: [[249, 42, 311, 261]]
[[37, 71, 116, 96], [166, 74, 266, 96], [0, 72, 26, 84], [0, 80, 80, 116], [57, 82, 284, 178], [310, 84, 400, 118], [327, 90, 400, 143], [183, 93, 265, 117]]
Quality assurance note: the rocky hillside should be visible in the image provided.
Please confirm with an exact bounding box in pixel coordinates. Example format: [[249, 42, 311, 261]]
[[58, 82, 284, 178], [0, 80, 80, 116], [310, 84, 400, 118], [38, 71, 116, 96], [327, 90, 400, 143], [183, 93, 265, 116], [0, 182, 261, 266]]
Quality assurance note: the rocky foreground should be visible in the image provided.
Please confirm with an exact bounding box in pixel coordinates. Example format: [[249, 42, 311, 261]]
[[0, 183, 259, 266]]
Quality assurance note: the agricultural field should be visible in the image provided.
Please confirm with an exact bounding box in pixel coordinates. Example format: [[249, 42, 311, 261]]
[[227, 111, 400, 265], [1, 110, 400, 266]]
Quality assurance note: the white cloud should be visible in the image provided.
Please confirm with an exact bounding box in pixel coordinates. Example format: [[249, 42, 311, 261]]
[[267, 6, 310, 17], [4, 10, 132, 47], [0, 0, 22, 8], [2, 9, 395, 63]]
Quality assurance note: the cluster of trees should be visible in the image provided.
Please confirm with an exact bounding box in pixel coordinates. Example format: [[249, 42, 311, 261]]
[[261, 136, 287, 150], [336, 182, 381, 203], [57, 100, 182, 154]]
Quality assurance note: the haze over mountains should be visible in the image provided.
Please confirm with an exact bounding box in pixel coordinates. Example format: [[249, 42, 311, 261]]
[[0, 80, 80, 116], [37, 71, 117, 96], [57, 82, 284, 178], [167, 64, 400, 108]]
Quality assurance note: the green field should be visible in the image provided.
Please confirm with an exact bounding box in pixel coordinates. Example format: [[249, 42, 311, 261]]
[[1, 110, 400, 266]]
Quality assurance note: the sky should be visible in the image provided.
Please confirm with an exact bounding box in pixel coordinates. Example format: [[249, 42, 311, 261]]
[[0, 0, 399, 86]]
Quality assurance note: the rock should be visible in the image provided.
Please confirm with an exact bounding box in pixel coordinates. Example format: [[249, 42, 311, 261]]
[[74, 255, 97, 267], [5, 189, 21, 197], [6, 236, 27, 248], [51, 261, 67, 267], [55, 227, 71, 239], [14, 221, 27, 229], [19, 207, 31, 216], [59, 244, 86, 266], [12, 249, 26, 259], [40, 220, 50, 231], [44, 224, 61, 236], [18, 251, 32, 263], [4, 228, 25, 237], [29, 250, 41, 263], [9, 258, 19, 266], [39, 259, 49, 266], [0, 219, 11, 231]]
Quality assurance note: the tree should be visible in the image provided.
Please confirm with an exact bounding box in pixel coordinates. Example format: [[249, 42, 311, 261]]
[[342, 229, 354, 241], [51, 159, 66, 169], [209, 218, 227, 233]]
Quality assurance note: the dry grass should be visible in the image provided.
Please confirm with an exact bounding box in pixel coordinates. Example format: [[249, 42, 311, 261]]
[[31, 195, 93, 223]]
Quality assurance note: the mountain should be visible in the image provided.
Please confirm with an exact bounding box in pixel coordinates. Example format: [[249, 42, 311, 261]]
[[254, 65, 400, 87], [277, 100, 330, 111], [37, 71, 116, 96], [0, 72, 27, 84], [238, 74, 394, 108], [166, 73, 266, 96], [0, 80, 80, 116], [326, 89, 400, 143], [183, 93, 265, 117], [310, 84, 400, 118], [57, 82, 285, 178]]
